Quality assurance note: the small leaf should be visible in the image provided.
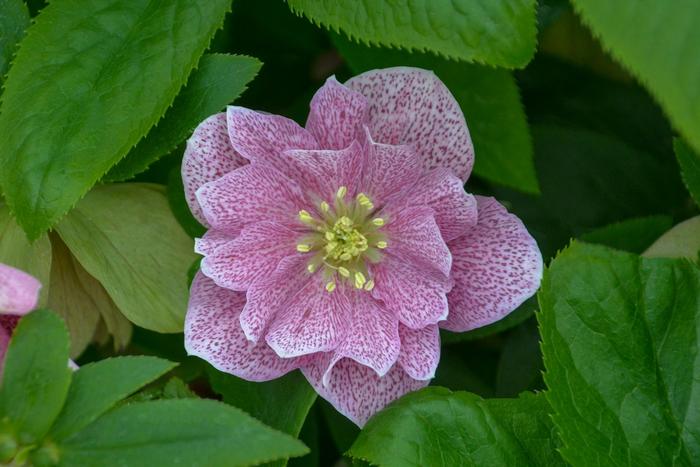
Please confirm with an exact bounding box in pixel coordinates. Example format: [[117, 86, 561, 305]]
[[0, 0, 29, 84], [579, 215, 673, 254], [105, 54, 261, 181], [643, 216, 700, 262], [58, 399, 309, 467], [570, 0, 700, 156], [289, 0, 537, 68], [334, 35, 538, 194], [539, 242, 700, 465], [0, 0, 232, 239], [348, 388, 564, 467], [0, 310, 71, 442], [50, 356, 176, 441], [55, 184, 197, 332], [674, 138, 700, 207]]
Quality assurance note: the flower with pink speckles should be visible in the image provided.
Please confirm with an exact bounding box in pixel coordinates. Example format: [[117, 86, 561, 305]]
[[182, 67, 543, 426], [0, 263, 41, 370]]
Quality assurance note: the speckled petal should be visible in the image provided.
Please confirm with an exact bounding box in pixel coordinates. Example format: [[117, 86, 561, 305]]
[[346, 67, 474, 181], [227, 106, 318, 163], [265, 277, 350, 358], [184, 272, 300, 381], [194, 230, 237, 256], [0, 264, 41, 315], [384, 206, 452, 280], [201, 222, 297, 291], [397, 324, 440, 380], [302, 357, 427, 427], [196, 163, 306, 232], [371, 257, 450, 329], [443, 196, 543, 332], [391, 168, 478, 243], [306, 76, 369, 150], [182, 113, 248, 227]]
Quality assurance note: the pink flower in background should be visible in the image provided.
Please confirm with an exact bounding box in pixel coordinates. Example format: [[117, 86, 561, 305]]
[[182, 67, 543, 426], [0, 263, 41, 370]]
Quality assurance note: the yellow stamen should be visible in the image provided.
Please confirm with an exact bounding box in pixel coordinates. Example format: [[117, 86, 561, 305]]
[[325, 281, 336, 293], [376, 241, 388, 249], [307, 263, 317, 273], [354, 272, 366, 289], [298, 210, 314, 223], [320, 201, 330, 213], [296, 244, 311, 253], [356, 193, 373, 209], [371, 217, 385, 227], [325, 231, 335, 241], [364, 279, 375, 291], [338, 267, 350, 278], [336, 186, 347, 199]]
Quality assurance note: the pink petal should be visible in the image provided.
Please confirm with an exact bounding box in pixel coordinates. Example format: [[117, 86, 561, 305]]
[[397, 324, 440, 380], [265, 277, 350, 358], [443, 196, 543, 332], [302, 357, 427, 427], [0, 264, 41, 315], [306, 76, 369, 150], [184, 272, 300, 381], [201, 221, 297, 291], [240, 256, 310, 343], [226, 106, 318, 163], [371, 257, 450, 329], [346, 67, 474, 182], [391, 168, 478, 243], [194, 230, 237, 256], [384, 206, 452, 280], [182, 113, 248, 227], [358, 130, 421, 207], [196, 163, 306, 232]]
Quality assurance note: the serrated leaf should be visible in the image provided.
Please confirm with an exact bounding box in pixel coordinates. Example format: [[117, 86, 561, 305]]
[[539, 242, 700, 465], [334, 35, 538, 194], [50, 356, 177, 441], [57, 399, 309, 467], [289, 0, 537, 68], [348, 388, 563, 467], [0, 0, 231, 239], [674, 138, 700, 207], [55, 184, 197, 332], [105, 53, 261, 182], [0, 310, 71, 442], [0, 203, 51, 305], [0, 0, 29, 84], [579, 215, 673, 254], [570, 0, 700, 157], [643, 216, 700, 262]]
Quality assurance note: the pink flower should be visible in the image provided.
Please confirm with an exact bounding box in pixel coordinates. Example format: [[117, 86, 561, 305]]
[[183, 68, 543, 426], [0, 263, 41, 370]]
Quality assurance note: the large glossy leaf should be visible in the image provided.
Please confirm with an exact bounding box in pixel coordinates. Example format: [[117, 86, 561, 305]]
[[334, 35, 538, 194], [674, 138, 700, 208], [0, 0, 29, 83], [50, 356, 176, 441], [289, 0, 537, 68], [539, 242, 700, 465], [0, 0, 231, 239], [349, 388, 563, 467], [105, 54, 261, 181], [55, 184, 197, 332], [0, 310, 71, 442], [57, 399, 308, 467], [570, 0, 700, 156]]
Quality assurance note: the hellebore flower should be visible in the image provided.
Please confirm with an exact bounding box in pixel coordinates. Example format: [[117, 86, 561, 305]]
[[0, 263, 41, 370], [183, 67, 543, 426]]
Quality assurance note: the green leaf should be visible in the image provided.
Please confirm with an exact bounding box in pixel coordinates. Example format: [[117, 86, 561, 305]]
[[0, 204, 51, 306], [674, 138, 700, 207], [495, 319, 543, 397], [334, 35, 538, 194], [538, 242, 700, 465], [58, 399, 309, 467], [579, 215, 673, 254], [289, 0, 537, 68], [50, 356, 176, 441], [208, 367, 317, 437], [348, 388, 563, 467], [569, 0, 700, 157], [0, 0, 231, 239], [105, 54, 261, 182], [643, 216, 700, 262], [55, 184, 197, 332], [0, 310, 71, 442], [0, 0, 29, 84]]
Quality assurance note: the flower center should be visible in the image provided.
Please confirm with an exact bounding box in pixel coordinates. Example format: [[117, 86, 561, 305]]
[[296, 187, 388, 293]]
